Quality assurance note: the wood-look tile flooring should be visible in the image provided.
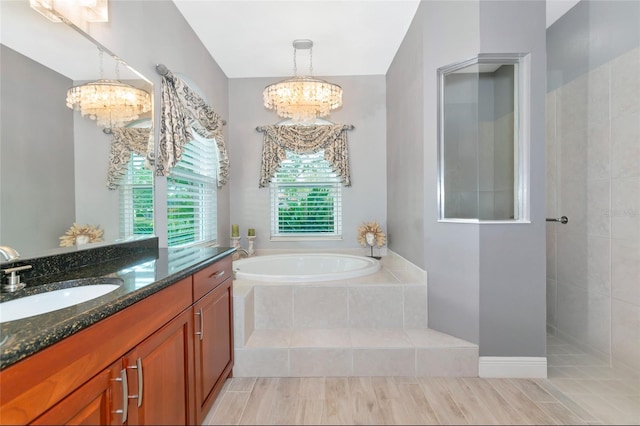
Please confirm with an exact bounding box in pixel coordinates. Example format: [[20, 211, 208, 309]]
[[204, 335, 639, 425]]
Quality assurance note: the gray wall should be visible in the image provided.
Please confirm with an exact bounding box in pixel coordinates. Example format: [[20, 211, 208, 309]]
[[228, 75, 387, 251], [387, 0, 546, 357], [87, 0, 230, 248], [386, 6, 425, 268], [546, 0, 640, 372], [477, 0, 547, 357], [0, 45, 75, 253]]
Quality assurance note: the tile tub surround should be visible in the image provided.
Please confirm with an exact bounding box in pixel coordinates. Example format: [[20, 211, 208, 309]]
[[0, 244, 236, 369], [232, 251, 479, 377]]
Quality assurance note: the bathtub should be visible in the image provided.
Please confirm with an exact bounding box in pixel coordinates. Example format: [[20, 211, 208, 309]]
[[232, 253, 380, 282]]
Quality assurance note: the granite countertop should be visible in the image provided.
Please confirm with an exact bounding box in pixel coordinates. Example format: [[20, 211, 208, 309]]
[[0, 246, 235, 370]]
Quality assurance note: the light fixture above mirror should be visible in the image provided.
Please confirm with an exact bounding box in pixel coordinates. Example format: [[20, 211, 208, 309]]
[[263, 39, 343, 122], [30, 0, 108, 30]]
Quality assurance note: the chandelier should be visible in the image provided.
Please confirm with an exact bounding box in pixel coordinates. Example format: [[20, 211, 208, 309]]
[[66, 50, 151, 128], [263, 39, 342, 122]]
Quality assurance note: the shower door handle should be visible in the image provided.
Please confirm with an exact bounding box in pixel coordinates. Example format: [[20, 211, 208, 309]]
[[546, 216, 568, 224]]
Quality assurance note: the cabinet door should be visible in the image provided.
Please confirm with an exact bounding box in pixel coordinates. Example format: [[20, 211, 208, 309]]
[[193, 278, 234, 423], [125, 308, 195, 426], [32, 361, 121, 425]]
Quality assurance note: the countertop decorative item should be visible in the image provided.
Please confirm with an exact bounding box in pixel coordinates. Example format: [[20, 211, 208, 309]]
[[59, 223, 104, 247], [357, 221, 386, 259]]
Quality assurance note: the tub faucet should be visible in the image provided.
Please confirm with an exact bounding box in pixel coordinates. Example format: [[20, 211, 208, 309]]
[[233, 247, 250, 259], [0, 246, 20, 262]]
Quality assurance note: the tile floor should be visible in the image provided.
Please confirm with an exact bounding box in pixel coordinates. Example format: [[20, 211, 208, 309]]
[[204, 334, 640, 425]]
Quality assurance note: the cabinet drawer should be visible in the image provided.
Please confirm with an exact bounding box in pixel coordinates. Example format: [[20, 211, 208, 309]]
[[193, 256, 232, 301]]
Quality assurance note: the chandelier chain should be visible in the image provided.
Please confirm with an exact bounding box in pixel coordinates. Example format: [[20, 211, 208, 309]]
[[293, 46, 297, 76], [309, 47, 313, 76]]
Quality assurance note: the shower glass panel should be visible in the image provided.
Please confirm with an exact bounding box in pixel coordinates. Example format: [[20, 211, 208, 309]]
[[438, 53, 530, 223]]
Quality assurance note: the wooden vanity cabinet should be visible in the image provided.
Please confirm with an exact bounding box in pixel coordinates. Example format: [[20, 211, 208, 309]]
[[123, 308, 194, 425], [31, 361, 122, 426], [193, 277, 233, 424], [0, 253, 234, 425]]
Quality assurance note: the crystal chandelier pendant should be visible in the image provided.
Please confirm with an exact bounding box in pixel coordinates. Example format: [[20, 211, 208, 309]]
[[263, 39, 342, 122], [65, 50, 151, 128], [66, 79, 151, 128]]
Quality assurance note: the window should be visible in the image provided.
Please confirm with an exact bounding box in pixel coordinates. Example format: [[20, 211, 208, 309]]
[[119, 153, 154, 239], [270, 150, 342, 239], [167, 133, 218, 247]]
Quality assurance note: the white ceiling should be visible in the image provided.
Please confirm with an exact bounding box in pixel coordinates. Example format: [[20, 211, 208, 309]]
[[0, 0, 581, 82], [172, 0, 422, 78], [173, 0, 581, 79]]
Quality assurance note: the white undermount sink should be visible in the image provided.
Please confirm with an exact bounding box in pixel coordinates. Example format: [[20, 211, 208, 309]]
[[0, 283, 121, 323]]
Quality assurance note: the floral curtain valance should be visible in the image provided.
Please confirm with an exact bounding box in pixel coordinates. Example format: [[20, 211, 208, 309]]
[[158, 68, 229, 187], [258, 124, 352, 188], [107, 127, 153, 190]]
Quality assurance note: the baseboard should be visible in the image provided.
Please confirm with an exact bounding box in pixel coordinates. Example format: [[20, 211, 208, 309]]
[[478, 356, 547, 378]]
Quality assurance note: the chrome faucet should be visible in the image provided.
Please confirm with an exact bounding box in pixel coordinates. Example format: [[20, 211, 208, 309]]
[[235, 248, 250, 259], [0, 246, 20, 262], [0, 246, 31, 292]]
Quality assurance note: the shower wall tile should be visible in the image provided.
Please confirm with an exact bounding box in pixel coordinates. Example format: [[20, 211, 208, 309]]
[[587, 124, 611, 181], [559, 129, 589, 184], [586, 236, 611, 296], [587, 290, 611, 357], [546, 226, 557, 280], [559, 176, 588, 234], [611, 238, 640, 306], [556, 282, 589, 344], [612, 299, 640, 372], [547, 278, 557, 326], [587, 179, 611, 238], [611, 178, 640, 241], [254, 286, 293, 329], [293, 286, 348, 329], [610, 46, 640, 118], [611, 112, 640, 178], [549, 44, 639, 375], [557, 230, 588, 288], [557, 73, 589, 137], [587, 63, 610, 130], [546, 92, 558, 218]]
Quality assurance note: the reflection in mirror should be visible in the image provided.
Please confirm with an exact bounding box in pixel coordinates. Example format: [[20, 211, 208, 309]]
[[437, 53, 530, 223], [0, 1, 154, 259]]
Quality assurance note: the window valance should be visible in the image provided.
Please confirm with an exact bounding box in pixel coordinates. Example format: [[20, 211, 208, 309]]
[[158, 67, 229, 187], [257, 124, 352, 188], [107, 127, 153, 190]]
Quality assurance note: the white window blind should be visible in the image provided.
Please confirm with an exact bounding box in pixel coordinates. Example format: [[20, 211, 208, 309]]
[[270, 150, 342, 239], [167, 134, 218, 247], [119, 153, 154, 239]]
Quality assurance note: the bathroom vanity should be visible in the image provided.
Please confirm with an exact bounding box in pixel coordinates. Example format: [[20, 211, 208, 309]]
[[0, 241, 234, 425]]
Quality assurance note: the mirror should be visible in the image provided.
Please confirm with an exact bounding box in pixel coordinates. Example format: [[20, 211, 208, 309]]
[[0, 1, 154, 259], [437, 53, 530, 223]]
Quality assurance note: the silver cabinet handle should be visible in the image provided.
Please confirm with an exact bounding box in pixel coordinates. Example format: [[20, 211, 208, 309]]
[[195, 308, 204, 340], [546, 216, 568, 224], [112, 368, 128, 423], [127, 358, 144, 407], [208, 269, 226, 279]]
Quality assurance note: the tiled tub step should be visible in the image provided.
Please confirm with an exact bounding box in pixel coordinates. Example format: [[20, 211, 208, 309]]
[[233, 328, 479, 377]]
